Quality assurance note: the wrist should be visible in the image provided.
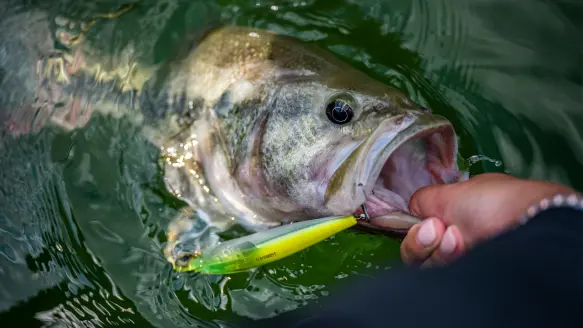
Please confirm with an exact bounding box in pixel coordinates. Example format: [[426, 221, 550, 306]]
[[517, 192, 583, 225], [508, 180, 578, 224], [465, 180, 579, 246]]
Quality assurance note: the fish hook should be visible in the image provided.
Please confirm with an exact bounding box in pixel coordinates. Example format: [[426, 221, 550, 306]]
[[356, 183, 371, 222], [358, 203, 371, 222]]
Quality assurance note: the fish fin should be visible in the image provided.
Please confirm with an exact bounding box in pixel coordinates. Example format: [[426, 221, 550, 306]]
[[146, 22, 226, 104]]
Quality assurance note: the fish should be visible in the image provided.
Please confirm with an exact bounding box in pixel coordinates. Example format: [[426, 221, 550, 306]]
[[1, 7, 468, 265]]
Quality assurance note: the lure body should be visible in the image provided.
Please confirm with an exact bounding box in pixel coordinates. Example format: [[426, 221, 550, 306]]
[[174, 215, 357, 274]]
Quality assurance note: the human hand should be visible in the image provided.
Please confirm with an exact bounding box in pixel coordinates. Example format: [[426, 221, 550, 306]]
[[400, 173, 578, 267]]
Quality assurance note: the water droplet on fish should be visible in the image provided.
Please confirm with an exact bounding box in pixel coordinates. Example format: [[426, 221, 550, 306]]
[[466, 155, 502, 167]]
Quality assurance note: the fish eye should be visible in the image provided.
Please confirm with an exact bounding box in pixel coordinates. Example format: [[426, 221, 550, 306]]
[[326, 99, 354, 125]]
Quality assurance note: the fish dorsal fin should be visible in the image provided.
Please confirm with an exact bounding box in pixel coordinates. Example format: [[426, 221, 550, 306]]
[[145, 22, 225, 113]]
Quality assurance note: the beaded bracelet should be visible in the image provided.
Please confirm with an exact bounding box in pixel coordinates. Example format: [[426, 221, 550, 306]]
[[517, 193, 583, 225]]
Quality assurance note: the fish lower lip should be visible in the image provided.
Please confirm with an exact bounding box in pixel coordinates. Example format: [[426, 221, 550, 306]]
[[353, 122, 463, 233], [353, 208, 422, 233]]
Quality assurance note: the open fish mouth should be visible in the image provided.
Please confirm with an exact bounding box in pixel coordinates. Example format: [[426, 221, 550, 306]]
[[349, 114, 466, 235]]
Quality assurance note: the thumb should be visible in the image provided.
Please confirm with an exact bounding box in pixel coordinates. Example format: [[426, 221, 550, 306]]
[[409, 184, 452, 219]]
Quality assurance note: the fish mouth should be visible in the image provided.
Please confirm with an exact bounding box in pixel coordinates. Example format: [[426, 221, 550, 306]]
[[349, 114, 465, 235]]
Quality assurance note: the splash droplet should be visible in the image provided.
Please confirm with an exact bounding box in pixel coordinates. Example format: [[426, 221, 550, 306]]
[[466, 155, 502, 167]]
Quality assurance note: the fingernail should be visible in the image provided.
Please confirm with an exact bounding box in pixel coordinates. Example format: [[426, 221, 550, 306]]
[[440, 228, 457, 255], [416, 219, 436, 246]]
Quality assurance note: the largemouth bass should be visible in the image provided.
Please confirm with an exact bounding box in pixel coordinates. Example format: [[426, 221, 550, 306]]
[[1, 7, 467, 264]]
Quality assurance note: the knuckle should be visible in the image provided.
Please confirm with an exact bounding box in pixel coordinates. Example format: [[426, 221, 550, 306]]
[[400, 240, 414, 263], [401, 244, 424, 267], [401, 245, 429, 267], [428, 251, 446, 267]]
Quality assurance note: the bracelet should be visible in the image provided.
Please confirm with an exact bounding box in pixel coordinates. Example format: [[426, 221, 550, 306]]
[[518, 193, 583, 225]]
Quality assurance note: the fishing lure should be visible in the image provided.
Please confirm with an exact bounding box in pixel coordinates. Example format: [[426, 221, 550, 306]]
[[172, 213, 366, 274]]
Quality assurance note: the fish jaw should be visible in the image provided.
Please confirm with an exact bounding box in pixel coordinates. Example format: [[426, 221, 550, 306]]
[[321, 112, 468, 234]]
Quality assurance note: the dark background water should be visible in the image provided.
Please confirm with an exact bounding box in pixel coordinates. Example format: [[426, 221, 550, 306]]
[[0, 0, 581, 327]]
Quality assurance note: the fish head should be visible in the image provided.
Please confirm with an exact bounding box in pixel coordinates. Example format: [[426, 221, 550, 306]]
[[253, 71, 467, 233], [188, 26, 467, 233]]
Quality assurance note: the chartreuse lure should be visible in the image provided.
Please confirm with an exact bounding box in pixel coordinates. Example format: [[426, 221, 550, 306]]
[[172, 215, 359, 274]]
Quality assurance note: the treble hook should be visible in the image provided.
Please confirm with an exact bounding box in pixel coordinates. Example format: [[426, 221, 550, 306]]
[[358, 203, 371, 222], [356, 183, 371, 222]]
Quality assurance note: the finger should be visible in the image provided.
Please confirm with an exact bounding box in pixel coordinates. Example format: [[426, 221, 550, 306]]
[[421, 225, 465, 268], [471, 172, 516, 181], [400, 218, 446, 267], [408, 184, 452, 219], [409, 173, 518, 218]]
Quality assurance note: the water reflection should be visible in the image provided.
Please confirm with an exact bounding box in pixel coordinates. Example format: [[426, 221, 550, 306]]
[[0, 129, 146, 326]]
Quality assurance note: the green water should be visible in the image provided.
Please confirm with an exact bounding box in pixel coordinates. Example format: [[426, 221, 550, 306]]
[[0, 0, 581, 327]]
